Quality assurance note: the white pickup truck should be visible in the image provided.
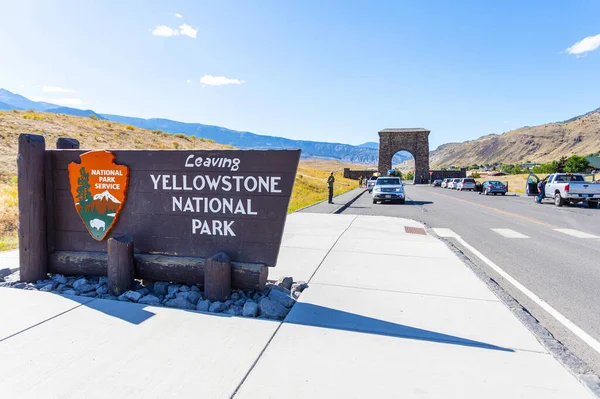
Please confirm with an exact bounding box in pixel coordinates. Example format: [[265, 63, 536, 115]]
[[544, 173, 600, 208]]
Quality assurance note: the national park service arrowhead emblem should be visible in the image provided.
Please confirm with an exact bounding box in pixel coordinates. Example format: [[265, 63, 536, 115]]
[[68, 150, 129, 241]]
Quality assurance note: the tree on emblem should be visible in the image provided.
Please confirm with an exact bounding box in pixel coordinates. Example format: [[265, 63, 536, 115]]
[[77, 167, 93, 209]]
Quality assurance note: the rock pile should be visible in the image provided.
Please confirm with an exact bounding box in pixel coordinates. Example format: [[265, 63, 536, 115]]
[[0, 273, 308, 320]]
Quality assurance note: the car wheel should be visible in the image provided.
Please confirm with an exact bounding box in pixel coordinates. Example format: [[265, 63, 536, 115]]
[[399, 199, 405, 204], [588, 201, 598, 209], [372, 199, 377, 204], [554, 193, 564, 207], [501, 192, 505, 196]]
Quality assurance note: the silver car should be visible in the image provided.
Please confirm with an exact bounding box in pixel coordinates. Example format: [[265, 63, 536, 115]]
[[457, 178, 476, 191], [367, 176, 378, 193], [372, 177, 405, 204]]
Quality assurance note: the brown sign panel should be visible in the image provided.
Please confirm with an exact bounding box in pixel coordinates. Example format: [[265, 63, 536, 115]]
[[48, 149, 300, 267]]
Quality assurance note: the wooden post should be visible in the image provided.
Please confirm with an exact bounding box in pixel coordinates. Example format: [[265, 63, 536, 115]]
[[204, 252, 231, 302], [56, 138, 80, 149], [107, 236, 134, 296], [18, 134, 48, 283]]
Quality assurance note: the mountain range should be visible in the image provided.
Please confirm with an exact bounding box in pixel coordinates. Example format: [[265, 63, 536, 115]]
[[430, 108, 600, 167], [0, 89, 409, 165]]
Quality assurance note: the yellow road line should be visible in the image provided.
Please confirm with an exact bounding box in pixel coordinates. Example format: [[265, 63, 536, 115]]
[[428, 190, 558, 229]]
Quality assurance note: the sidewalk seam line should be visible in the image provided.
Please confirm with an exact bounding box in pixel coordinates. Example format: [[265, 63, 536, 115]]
[[0, 297, 96, 344]]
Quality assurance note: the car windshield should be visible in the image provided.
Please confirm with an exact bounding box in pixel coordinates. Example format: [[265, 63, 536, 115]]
[[377, 178, 400, 185]]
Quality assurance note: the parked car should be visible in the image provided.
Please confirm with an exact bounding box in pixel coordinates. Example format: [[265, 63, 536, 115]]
[[367, 176, 378, 193], [431, 179, 443, 187], [441, 178, 451, 188], [457, 178, 476, 191], [543, 173, 600, 208], [447, 178, 461, 190], [372, 176, 405, 204], [480, 180, 507, 195]]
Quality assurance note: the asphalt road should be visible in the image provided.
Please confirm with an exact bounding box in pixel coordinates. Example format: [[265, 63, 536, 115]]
[[311, 184, 600, 375]]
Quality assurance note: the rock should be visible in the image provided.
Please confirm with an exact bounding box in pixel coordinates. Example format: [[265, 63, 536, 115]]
[[258, 298, 289, 319], [291, 281, 308, 293], [234, 298, 246, 307], [183, 291, 201, 305], [190, 285, 201, 292], [167, 284, 180, 296], [179, 285, 190, 292], [252, 293, 261, 301], [136, 287, 150, 296], [40, 282, 57, 292], [81, 291, 98, 297], [266, 283, 291, 295], [226, 305, 243, 316], [56, 283, 67, 291], [242, 301, 259, 317], [78, 283, 97, 293], [13, 282, 26, 289], [196, 300, 211, 312], [96, 285, 109, 295], [224, 300, 234, 308], [268, 289, 295, 308], [153, 281, 169, 296], [72, 278, 88, 291], [101, 294, 118, 300], [277, 276, 293, 291], [292, 291, 301, 300], [0, 268, 12, 278], [231, 292, 240, 301], [52, 274, 68, 284], [66, 277, 76, 287], [98, 276, 108, 285], [139, 295, 161, 306], [62, 289, 78, 296], [165, 296, 195, 310], [124, 290, 143, 302], [209, 301, 226, 313]]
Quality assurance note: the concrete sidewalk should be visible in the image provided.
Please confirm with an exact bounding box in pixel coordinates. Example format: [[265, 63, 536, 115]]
[[297, 187, 366, 214], [0, 214, 594, 398]]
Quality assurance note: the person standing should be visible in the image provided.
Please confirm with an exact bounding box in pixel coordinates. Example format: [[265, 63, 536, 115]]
[[358, 175, 363, 188], [327, 172, 335, 204], [536, 178, 546, 204]]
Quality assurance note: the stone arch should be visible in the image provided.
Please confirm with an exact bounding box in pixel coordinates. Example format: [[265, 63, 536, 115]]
[[378, 128, 430, 184]]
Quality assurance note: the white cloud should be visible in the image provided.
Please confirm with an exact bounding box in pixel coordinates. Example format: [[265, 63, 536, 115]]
[[152, 25, 179, 37], [42, 85, 76, 93], [151, 24, 197, 39], [566, 33, 600, 55], [31, 96, 85, 106], [175, 13, 183, 18], [179, 24, 197, 39], [200, 75, 244, 86], [186, 79, 192, 85]]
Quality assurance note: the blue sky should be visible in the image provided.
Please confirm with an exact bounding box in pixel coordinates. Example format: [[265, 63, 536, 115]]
[[0, 0, 599, 150]]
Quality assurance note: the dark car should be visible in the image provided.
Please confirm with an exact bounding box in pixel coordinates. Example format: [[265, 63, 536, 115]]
[[431, 179, 443, 187], [480, 180, 507, 195]]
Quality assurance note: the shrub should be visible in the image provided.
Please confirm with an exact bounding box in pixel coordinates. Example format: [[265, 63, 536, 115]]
[[173, 142, 179, 149], [89, 114, 99, 120], [126, 125, 135, 131], [471, 172, 481, 178]]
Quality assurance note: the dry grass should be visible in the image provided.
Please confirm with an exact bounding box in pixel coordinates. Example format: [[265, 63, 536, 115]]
[[289, 165, 358, 212], [0, 110, 227, 183], [0, 177, 18, 251]]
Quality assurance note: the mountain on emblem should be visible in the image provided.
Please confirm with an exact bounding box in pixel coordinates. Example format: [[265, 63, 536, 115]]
[[67, 150, 129, 241]]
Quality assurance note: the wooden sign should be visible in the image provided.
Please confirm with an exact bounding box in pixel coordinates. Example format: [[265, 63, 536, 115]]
[[17, 134, 300, 290], [50, 148, 300, 267], [67, 151, 129, 241]]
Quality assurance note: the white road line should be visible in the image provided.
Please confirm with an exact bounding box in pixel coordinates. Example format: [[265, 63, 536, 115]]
[[435, 228, 600, 356], [432, 228, 460, 238], [554, 229, 600, 239], [491, 228, 530, 238]]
